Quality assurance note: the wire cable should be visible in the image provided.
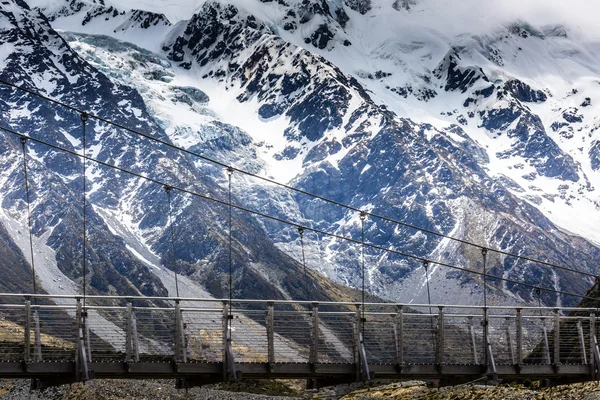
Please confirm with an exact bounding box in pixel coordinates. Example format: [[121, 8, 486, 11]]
[[164, 185, 180, 297], [482, 248, 488, 310], [423, 260, 436, 345], [360, 211, 367, 340], [80, 112, 88, 310], [423, 261, 432, 316], [227, 167, 234, 331], [297, 226, 310, 301], [0, 125, 595, 303], [0, 78, 595, 280], [596, 276, 600, 310], [19, 137, 37, 301]]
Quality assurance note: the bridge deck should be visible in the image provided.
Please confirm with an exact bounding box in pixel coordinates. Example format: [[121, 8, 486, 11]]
[[0, 361, 592, 379], [0, 294, 599, 387]]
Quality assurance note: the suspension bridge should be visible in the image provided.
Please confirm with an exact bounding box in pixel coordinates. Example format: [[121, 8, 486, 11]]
[[1, 294, 600, 389], [1, 78, 600, 389]]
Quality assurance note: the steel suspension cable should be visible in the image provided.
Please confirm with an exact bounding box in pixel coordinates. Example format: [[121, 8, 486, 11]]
[[482, 248, 488, 310], [360, 212, 367, 338], [19, 137, 37, 300], [297, 227, 310, 301], [227, 167, 234, 326], [596, 277, 600, 310], [422, 260, 435, 346], [164, 185, 180, 298], [535, 285, 550, 363], [423, 261, 432, 316], [0, 125, 595, 303], [0, 79, 594, 280], [80, 112, 88, 310]]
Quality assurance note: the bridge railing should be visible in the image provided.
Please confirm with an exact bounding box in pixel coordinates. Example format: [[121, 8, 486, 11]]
[[0, 294, 598, 380]]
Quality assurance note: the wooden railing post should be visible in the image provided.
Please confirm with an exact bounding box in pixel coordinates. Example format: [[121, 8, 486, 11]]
[[394, 305, 403, 367], [506, 317, 515, 365], [75, 299, 81, 381], [24, 300, 31, 364], [75, 299, 89, 381], [33, 310, 41, 362], [516, 308, 523, 365], [222, 301, 229, 381], [542, 320, 551, 364], [483, 306, 489, 366], [577, 320, 587, 364], [267, 302, 275, 368], [436, 307, 444, 365], [354, 304, 361, 381], [356, 304, 370, 381], [132, 310, 139, 362], [468, 316, 479, 364], [309, 303, 319, 365], [222, 300, 237, 381], [175, 301, 182, 363], [125, 302, 133, 363], [590, 312, 596, 376], [86, 315, 92, 363], [554, 309, 560, 365]]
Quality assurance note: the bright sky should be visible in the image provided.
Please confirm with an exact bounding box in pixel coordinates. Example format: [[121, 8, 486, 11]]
[[23, 0, 600, 41], [407, 0, 600, 40]]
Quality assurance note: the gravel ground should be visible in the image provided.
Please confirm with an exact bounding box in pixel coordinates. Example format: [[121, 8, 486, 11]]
[[338, 380, 600, 400], [0, 379, 304, 400], [3, 379, 600, 399]]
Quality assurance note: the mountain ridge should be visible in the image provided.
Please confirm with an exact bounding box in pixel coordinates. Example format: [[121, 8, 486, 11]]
[[1, 0, 600, 307]]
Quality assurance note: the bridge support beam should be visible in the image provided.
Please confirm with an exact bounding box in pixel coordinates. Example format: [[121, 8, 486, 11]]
[[222, 301, 238, 381], [175, 301, 187, 363], [353, 305, 360, 381], [542, 322, 551, 364], [436, 307, 444, 366], [577, 321, 587, 365], [486, 342, 498, 383], [33, 311, 42, 362], [483, 307, 489, 367], [310, 303, 319, 366], [590, 313, 596, 378], [76, 299, 90, 383], [24, 300, 31, 364], [506, 317, 515, 365], [125, 302, 139, 364], [516, 308, 523, 367], [468, 317, 478, 364], [592, 335, 600, 380], [394, 305, 404, 369], [267, 302, 275, 371], [355, 304, 370, 382], [554, 309, 561, 367], [126, 302, 133, 363]]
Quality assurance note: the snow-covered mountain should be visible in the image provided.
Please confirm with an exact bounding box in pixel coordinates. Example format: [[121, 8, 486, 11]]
[[2, 0, 600, 306], [0, 0, 364, 304]]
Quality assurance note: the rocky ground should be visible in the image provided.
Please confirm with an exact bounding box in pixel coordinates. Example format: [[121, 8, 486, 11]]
[[2, 379, 600, 399]]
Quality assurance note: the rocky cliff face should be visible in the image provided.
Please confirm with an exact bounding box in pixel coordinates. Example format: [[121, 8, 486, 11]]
[[0, 0, 364, 305], [1, 0, 600, 306]]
